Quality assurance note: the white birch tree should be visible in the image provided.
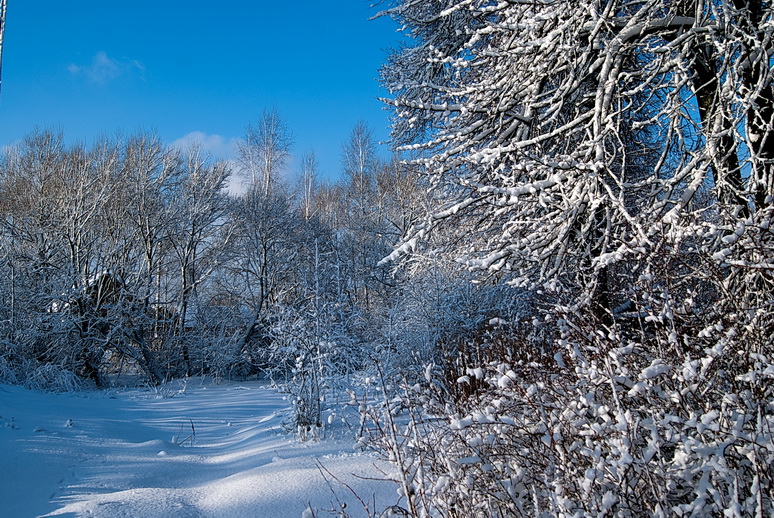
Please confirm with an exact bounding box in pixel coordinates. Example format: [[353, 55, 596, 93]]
[[237, 108, 293, 197], [298, 151, 318, 221]]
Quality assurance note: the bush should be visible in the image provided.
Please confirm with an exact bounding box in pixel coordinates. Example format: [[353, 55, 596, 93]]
[[365, 257, 774, 516], [24, 363, 87, 392]]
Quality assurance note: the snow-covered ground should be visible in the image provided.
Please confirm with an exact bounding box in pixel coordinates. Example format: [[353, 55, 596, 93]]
[[0, 379, 396, 517]]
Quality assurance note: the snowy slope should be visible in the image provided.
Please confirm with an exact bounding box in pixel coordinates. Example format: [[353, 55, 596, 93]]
[[0, 379, 396, 517]]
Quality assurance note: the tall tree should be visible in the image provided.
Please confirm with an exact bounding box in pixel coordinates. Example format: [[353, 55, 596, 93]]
[[166, 146, 231, 373], [380, 0, 774, 298], [298, 151, 319, 221], [237, 108, 293, 197], [373, 2, 774, 514], [228, 188, 301, 361], [338, 122, 389, 311], [341, 120, 377, 201]]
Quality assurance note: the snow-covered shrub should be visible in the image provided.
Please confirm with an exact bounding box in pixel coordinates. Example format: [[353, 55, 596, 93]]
[[366, 246, 774, 516], [375, 264, 539, 396], [24, 363, 86, 392], [263, 301, 364, 441], [368, 342, 773, 515], [0, 350, 19, 385], [196, 336, 244, 382]]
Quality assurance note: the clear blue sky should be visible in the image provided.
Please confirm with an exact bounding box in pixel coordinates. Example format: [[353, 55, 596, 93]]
[[0, 1, 401, 182]]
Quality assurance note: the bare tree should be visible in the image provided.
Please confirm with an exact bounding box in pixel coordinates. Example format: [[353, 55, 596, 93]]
[[298, 151, 318, 221], [341, 120, 377, 202], [228, 188, 301, 364], [0, 131, 169, 384], [117, 133, 179, 309], [165, 146, 231, 374], [237, 108, 293, 197], [380, 0, 774, 295], [338, 122, 389, 311]]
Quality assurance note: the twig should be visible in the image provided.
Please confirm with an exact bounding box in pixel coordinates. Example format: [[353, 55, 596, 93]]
[[314, 458, 376, 517]]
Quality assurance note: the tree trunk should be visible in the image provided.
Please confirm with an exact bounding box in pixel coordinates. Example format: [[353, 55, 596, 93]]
[[734, 0, 774, 211], [691, 46, 746, 211]]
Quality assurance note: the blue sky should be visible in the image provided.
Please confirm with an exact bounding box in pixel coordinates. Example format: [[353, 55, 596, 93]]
[[0, 1, 401, 182]]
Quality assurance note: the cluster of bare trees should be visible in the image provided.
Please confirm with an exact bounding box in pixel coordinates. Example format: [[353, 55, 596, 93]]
[[0, 131, 229, 385], [0, 119, 426, 401]]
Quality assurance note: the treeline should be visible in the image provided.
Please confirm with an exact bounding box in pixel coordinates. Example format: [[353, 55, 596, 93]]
[[0, 124, 431, 396]]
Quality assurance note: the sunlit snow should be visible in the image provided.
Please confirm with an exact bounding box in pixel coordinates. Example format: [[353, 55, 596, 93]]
[[0, 379, 395, 517]]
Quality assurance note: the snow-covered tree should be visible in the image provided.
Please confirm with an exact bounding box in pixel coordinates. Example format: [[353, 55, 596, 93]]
[[165, 146, 232, 374], [238, 108, 293, 197], [373, 1, 774, 515], [0, 132, 169, 385], [341, 120, 378, 201], [381, 0, 773, 302], [227, 187, 303, 368], [297, 151, 319, 221]]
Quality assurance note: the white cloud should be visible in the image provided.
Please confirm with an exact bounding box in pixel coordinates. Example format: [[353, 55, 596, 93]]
[[170, 131, 239, 160], [68, 51, 144, 84], [171, 132, 245, 195]]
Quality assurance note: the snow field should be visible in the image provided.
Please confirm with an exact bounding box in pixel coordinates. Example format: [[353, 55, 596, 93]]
[[0, 379, 396, 517]]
